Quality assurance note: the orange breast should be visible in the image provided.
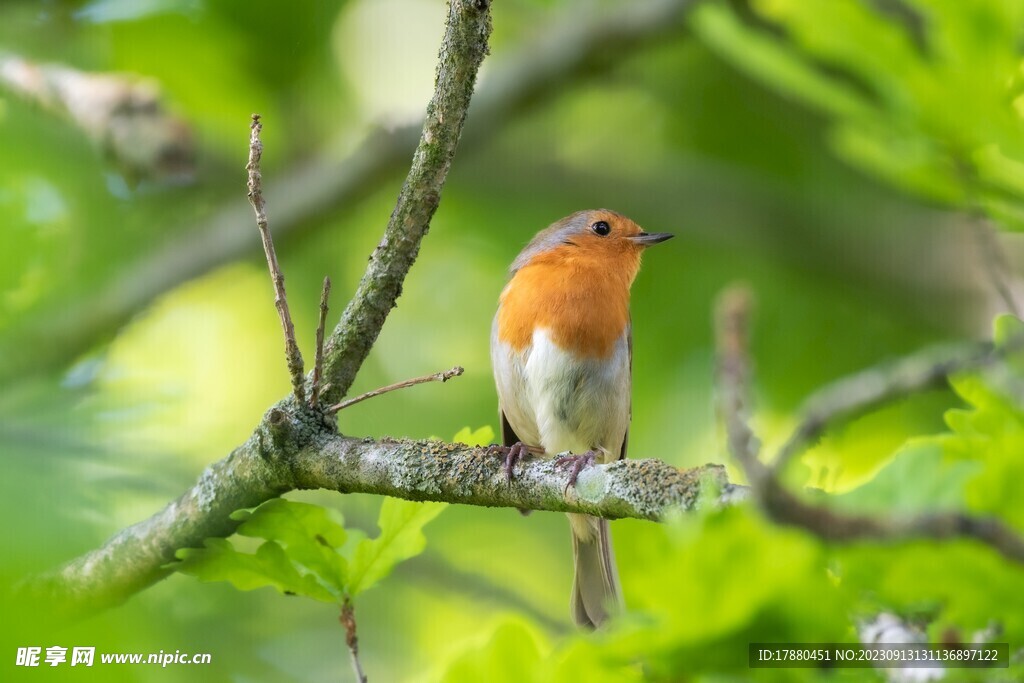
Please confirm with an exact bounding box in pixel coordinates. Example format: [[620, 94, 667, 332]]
[[497, 245, 636, 358]]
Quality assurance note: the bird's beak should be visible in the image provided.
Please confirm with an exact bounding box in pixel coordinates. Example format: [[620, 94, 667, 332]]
[[628, 231, 674, 246]]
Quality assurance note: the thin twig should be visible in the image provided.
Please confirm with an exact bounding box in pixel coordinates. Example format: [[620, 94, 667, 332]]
[[328, 366, 464, 414], [712, 283, 1024, 568], [247, 114, 306, 404], [311, 277, 332, 408], [340, 599, 367, 683]]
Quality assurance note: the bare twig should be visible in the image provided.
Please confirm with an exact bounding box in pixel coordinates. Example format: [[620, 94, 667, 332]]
[[771, 340, 998, 473], [340, 599, 367, 683], [247, 114, 306, 405], [712, 284, 1024, 568], [311, 277, 332, 408], [328, 366, 464, 414]]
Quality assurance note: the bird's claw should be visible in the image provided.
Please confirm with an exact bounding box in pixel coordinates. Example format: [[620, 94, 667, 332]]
[[488, 442, 530, 483], [555, 450, 598, 491]]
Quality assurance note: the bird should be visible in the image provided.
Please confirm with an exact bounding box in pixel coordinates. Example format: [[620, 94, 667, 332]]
[[490, 208, 673, 628]]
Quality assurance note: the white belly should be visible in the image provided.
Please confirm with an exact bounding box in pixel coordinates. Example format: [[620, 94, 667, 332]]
[[492, 325, 630, 462]]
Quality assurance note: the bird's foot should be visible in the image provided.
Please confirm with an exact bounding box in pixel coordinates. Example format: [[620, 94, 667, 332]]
[[487, 442, 531, 483], [555, 450, 598, 490]]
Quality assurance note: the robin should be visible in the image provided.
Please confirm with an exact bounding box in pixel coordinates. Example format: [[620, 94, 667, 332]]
[[490, 209, 673, 628]]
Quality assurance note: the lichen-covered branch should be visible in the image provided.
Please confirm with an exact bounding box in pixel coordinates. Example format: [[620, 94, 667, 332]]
[[319, 0, 492, 405], [713, 285, 765, 485], [20, 0, 497, 619], [292, 435, 729, 520], [22, 415, 730, 619]]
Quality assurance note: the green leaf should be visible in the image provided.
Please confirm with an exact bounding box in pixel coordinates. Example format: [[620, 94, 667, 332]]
[[549, 638, 643, 683], [994, 313, 1024, 361], [176, 495, 447, 605], [691, 2, 873, 122], [175, 538, 337, 603], [347, 497, 447, 597], [937, 378, 1024, 529], [932, 313, 1024, 528], [828, 122, 963, 203], [173, 498, 352, 602], [693, 0, 1024, 232], [439, 619, 546, 683], [232, 498, 349, 594], [436, 619, 643, 683], [452, 425, 495, 446], [828, 441, 980, 515]]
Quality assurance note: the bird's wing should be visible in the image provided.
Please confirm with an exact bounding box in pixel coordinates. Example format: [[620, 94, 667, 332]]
[[619, 322, 632, 461], [501, 409, 524, 448]]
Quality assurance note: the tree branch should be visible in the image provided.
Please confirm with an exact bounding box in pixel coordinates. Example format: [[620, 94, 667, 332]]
[[713, 285, 768, 486], [0, 53, 195, 181], [22, 423, 729, 619], [0, 0, 698, 384], [317, 0, 491, 405], [18, 421, 293, 618], [713, 285, 1024, 568], [771, 340, 998, 472]]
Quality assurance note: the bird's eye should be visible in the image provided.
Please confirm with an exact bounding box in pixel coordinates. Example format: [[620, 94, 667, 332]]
[[591, 220, 611, 236]]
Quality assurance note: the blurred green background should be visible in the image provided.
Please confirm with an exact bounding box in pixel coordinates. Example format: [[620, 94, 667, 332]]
[[2, 0, 1022, 680]]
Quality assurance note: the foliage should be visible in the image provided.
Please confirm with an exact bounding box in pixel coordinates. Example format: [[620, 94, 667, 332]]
[[439, 618, 642, 683], [175, 496, 446, 605], [692, 0, 1024, 229], [450, 425, 495, 446]]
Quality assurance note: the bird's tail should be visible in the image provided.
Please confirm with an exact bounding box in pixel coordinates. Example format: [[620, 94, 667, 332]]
[[568, 513, 622, 628]]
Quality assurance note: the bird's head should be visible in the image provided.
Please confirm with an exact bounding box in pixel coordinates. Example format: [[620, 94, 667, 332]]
[[511, 209, 673, 277]]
